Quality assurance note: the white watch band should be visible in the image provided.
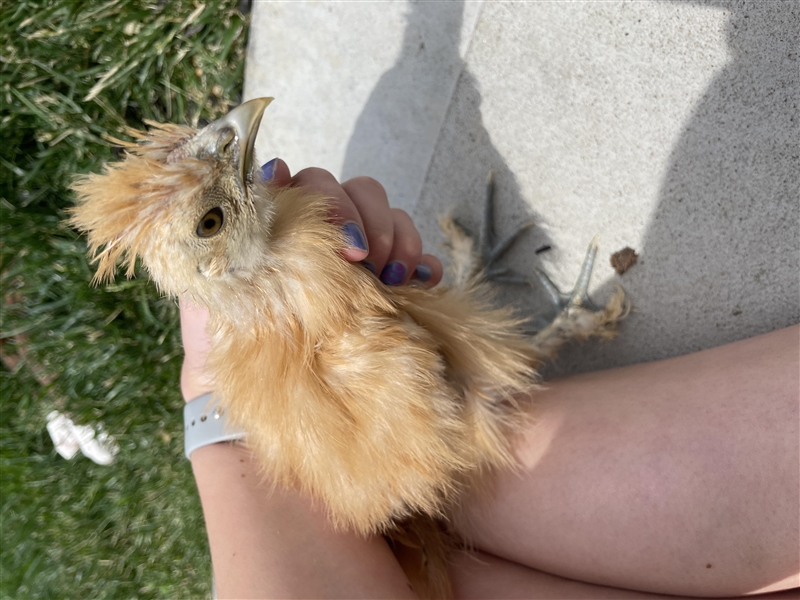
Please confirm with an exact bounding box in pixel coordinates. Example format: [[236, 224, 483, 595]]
[[183, 393, 246, 459]]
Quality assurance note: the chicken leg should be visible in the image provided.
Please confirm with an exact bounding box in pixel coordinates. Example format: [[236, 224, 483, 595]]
[[441, 171, 628, 359]]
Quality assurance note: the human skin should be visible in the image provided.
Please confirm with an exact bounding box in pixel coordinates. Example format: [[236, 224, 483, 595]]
[[182, 162, 799, 598], [191, 443, 416, 599], [454, 324, 799, 597], [448, 551, 800, 600]]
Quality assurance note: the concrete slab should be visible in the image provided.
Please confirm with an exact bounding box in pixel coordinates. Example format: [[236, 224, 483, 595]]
[[245, 0, 482, 213], [245, 0, 799, 375]]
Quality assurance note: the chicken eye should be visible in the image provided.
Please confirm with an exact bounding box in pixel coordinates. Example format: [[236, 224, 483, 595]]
[[197, 207, 224, 237]]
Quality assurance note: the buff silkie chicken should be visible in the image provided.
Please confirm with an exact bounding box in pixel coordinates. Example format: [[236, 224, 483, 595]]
[[69, 98, 627, 598]]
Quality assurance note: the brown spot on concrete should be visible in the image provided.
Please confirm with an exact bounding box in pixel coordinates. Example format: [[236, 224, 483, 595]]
[[611, 247, 639, 275]]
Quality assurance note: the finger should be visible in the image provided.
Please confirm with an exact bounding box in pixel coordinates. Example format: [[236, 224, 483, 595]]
[[379, 209, 422, 286], [261, 158, 291, 187], [412, 254, 444, 288], [291, 167, 369, 261], [340, 177, 394, 274]]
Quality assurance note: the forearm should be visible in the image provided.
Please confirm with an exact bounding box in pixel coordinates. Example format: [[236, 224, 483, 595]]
[[459, 325, 799, 596], [450, 550, 800, 600], [191, 443, 415, 599]]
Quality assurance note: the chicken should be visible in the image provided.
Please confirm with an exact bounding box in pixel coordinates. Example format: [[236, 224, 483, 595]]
[[69, 98, 627, 598]]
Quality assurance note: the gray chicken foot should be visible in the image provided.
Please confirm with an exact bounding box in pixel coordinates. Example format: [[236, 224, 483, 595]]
[[474, 172, 627, 352], [441, 172, 627, 353], [528, 236, 628, 356]]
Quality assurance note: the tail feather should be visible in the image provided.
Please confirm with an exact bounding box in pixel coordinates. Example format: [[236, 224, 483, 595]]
[[389, 515, 453, 599]]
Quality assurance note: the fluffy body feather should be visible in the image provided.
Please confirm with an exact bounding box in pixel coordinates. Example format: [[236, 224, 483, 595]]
[[70, 105, 625, 598]]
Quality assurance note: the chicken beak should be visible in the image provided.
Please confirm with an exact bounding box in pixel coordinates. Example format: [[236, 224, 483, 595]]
[[217, 97, 272, 183], [186, 97, 273, 185]]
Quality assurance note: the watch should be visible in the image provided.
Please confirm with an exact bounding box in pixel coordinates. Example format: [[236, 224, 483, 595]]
[[183, 393, 246, 459]]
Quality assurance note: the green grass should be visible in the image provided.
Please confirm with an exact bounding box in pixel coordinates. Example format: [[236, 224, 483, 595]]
[[1, 1, 249, 597]]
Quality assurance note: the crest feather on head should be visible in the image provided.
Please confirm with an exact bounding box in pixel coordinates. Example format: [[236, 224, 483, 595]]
[[69, 122, 212, 283]]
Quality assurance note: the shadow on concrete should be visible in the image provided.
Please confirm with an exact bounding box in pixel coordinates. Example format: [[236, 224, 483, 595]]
[[340, 0, 464, 210], [343, 0, 798, 377], [553, 0, 800, 376], [342, 0, 555, 317]]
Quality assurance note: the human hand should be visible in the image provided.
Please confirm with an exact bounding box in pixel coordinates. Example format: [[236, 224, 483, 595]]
[[265, 158, 443, 285], [180, 159, 444, 402]]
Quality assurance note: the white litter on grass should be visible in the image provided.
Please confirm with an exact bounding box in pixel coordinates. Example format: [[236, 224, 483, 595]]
[[46, 411, 119, 466]]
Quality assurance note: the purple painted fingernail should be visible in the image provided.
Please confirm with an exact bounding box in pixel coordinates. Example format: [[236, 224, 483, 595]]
[[261, 158, 277, 181], [342, 222, 368, 252], [380, 262, 407, 286], [414, 264, 432, 282]]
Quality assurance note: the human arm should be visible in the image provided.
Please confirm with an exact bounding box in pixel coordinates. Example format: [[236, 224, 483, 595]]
[[191, 442, 415, 599], [456, 324, 799, 597]]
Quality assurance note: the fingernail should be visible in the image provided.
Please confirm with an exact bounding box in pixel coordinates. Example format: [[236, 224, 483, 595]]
[[380, 262, 407, 286], [261, 158, 277, 181], [342, 222, 368, 252], [414, 264, 432, 282], [362, 262, 376, 274]]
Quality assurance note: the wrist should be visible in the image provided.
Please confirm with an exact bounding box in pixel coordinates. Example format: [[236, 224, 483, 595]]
[[191, 437, 253, 469], [180, 363, 215, 403]]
